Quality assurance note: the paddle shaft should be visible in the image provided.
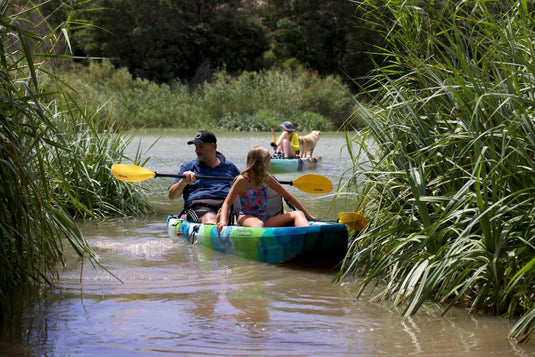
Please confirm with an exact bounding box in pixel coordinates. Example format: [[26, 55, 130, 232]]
[[111, 164, 331, 193], [155, 172, 295, 186]]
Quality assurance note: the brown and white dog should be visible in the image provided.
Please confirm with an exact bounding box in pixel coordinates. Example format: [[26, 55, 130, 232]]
[[298, 130, 321, 158]]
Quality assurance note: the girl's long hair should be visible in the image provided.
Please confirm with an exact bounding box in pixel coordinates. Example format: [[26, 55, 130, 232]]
[[242, 146, 271, 185]]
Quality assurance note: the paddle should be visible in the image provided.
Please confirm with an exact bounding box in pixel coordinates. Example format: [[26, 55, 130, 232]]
[[111, 164, 333, 194], [317, 212, 367, 231], [336, 212, 367, 231]]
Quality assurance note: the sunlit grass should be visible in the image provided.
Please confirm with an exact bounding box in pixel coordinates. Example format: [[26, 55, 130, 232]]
[[341, 0, 535, 342], [54, 60, 356, 131], [0, 1, 152, 321]]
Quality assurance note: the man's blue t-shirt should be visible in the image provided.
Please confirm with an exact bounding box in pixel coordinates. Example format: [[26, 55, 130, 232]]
[[173, 152, 240, 208]]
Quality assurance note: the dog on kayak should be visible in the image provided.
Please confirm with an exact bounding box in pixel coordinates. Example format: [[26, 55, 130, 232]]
[[298, 130, 321, 158]]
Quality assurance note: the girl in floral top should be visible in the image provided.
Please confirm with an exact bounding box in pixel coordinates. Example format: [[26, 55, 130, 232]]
[[217, 146, 316, 234]]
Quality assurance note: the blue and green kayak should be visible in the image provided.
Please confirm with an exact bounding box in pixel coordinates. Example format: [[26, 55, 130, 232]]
[[167, 215, 348, 264], [268, 156, 321, 173]]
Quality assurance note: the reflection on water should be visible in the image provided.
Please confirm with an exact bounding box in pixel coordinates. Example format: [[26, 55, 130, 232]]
[[1, 131, 534, 356]]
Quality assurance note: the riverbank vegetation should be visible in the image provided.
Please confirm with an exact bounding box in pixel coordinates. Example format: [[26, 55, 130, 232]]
[[340, 0, 535, 342], [51, 0, 376, 88], [1, 2, 152, 321], [52, 61, 355, 131], [39, 0, 368, 132], [4, 0, 535, 345]]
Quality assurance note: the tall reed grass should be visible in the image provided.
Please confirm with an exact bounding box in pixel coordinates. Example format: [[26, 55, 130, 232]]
[[1, 1, 152, 321], [341, 0, 535, 342], [56, 60, 356, 131]]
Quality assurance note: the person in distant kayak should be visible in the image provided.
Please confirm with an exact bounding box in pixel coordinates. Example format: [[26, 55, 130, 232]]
[[168, 130, 240, 224], [217, 146, 315, 234], [271, 121, 300, 158]]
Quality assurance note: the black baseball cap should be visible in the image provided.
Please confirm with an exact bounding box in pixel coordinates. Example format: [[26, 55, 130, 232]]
[[187, 130, 217, 145]]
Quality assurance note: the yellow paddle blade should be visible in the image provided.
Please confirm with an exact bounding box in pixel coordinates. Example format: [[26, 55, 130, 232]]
[[338, 212, 368, 231], [292, 174, 332, 194], [111, 164, 156, 182]]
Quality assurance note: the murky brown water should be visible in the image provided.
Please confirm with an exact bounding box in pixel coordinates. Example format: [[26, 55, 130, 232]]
[[1, 130, 534, 356]]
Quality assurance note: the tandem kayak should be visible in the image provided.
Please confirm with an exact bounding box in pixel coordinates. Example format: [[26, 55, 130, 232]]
[[268, 156, 321, 173], [167, 215, 348, 264]]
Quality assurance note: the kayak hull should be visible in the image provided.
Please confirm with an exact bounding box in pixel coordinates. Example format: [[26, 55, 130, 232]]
[[269, 157, 321, 173], [167, 215, 348, 264]]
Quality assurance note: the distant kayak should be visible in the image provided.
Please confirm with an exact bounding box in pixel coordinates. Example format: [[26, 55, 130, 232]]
[[167, 215, 348, 264], [269, 156, 321, 173]]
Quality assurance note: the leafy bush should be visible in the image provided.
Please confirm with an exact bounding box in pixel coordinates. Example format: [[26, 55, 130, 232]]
[[1, 1, 152, 322], [55, 62, 355, 130], [287, 111, 333, 132], [214, 109, 331, 132], [340, 0, 535, 342], [47, 110, 154, 219], [298, 71, 356, 127]]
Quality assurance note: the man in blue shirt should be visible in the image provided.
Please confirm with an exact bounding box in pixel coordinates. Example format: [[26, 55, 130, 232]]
[[168, 130, 240, 224]]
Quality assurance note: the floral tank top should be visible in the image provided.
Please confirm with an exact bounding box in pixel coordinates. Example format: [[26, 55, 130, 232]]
[[240, 182, 270, 222]]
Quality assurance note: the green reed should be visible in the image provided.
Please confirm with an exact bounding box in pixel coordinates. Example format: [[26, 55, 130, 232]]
[[56, 61, 355, 130], [0, 1, 152, 321], [341, 0, 535, 342], [46, 104, 154, 219]]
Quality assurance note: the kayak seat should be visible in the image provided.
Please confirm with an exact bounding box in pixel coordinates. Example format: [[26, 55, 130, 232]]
[[267, 186, 295, 215], [267, 186, 284, 216]]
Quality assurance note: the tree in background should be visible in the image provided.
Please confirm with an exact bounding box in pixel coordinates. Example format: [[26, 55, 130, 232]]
[[67, 0, 378, 87], [73, 0, 268, 83], [269, 0, 354, 74], [263, 0, 379, 86]]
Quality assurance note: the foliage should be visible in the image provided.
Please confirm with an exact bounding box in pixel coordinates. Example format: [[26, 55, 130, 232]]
[[54, 62, 356, 130], [70, 0, 269, 83], [340, 0, 535, 342], [46, 109, 154, 219], [49, 0, 377, 87], [216, 109, 332, 132], [55, 60, 201, 128], [268, 0, 370, 77], [0, 1, 152, 321]]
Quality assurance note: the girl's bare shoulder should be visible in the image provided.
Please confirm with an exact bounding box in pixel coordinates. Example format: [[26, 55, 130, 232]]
[[266, 174, 283, 190], [234, 174, 250, 187]]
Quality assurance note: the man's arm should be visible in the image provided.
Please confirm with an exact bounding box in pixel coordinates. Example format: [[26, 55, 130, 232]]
[[168, 171, 196, 199]]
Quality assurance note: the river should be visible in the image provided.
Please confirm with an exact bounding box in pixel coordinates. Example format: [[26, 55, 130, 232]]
[[1, 130, 534, 356]]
